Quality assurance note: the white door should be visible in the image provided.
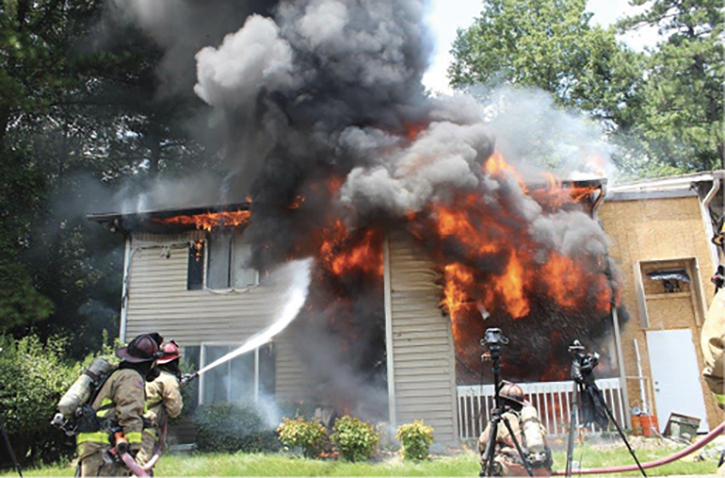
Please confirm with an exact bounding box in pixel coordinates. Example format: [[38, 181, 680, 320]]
[[647, 329, 709, 433]]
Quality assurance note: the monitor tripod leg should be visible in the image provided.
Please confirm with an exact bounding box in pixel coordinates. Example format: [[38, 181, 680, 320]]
[[0, 415, 23, 477], [501, 416, 533, 477], [595, 390, 646, 477], [480, 418, 499, 477], [565, 383, 578, 478]]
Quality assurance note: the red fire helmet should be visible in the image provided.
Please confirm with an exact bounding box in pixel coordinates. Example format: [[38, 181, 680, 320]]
[[157, 340, 181, 365]]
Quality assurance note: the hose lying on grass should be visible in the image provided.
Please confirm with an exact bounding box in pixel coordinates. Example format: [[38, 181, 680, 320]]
[[552, 421, 725, 476]]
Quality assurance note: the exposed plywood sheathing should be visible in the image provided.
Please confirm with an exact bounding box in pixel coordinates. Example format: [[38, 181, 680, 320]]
[[599, 195, 723, 431]]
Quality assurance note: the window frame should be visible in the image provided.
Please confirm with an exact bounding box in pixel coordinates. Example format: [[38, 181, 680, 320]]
[[198, 342, 267, 405], [202, 230, 260, 291]]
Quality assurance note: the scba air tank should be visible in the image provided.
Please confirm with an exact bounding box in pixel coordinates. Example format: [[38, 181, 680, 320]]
[[57, 357, 113, 418], [521, 405, 547, 461]]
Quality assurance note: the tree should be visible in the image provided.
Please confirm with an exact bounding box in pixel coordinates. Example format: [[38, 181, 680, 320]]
[[618, 0, 724, 171], [449, 0, 645, 130]]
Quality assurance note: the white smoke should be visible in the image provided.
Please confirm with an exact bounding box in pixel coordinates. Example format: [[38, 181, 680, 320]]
[[477, 86, 617, 180], [194, 15, 297, 109]]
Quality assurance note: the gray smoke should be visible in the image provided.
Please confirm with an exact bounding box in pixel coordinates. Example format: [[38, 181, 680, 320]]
[[109, 0, 622, 411], [107, 0, 275, 97]]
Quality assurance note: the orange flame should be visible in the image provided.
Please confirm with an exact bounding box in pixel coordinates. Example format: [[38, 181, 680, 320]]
[[483, 150, 528, 193], [288, 195, 306, 210], [153, 210, 251, 231], [320, 220, 383, 277], [531, 173, 600, 210], [404, 122, 427, 141]]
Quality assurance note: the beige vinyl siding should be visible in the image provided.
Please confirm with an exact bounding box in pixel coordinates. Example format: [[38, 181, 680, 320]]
[[125, 232, 304, 400], [387, 233, 459, 445]]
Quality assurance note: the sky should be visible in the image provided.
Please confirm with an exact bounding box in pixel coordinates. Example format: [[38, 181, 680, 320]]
[[422, 0, 659, 94]]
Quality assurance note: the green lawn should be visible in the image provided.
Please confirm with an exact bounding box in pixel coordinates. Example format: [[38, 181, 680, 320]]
[[2, 442, 719, 476]]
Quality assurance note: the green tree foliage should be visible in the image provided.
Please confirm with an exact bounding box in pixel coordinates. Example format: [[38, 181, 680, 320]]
[[450, 0, 723, 176], [449, 0, 644, 129], [618, 0, 724, 171], [0, 0, 216, 351]]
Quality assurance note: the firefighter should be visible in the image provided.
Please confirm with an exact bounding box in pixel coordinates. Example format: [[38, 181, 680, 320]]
[[137, 341, 184, 468], [77, 333, 162, 477], [702, 216, 724, 411], [478, 382, 551, 476]]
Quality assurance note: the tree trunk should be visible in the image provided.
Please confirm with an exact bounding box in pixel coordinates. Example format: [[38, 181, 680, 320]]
[[0, 106, 10, 149]]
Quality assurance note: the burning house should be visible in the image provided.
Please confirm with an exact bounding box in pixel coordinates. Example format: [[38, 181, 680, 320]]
[[88, 171, 626, 446], [88, 0, 722, 447]]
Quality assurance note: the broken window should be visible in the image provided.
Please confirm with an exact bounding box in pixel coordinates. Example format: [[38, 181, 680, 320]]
[[206, 231, 258, 289], [199, 343, 275, 404], [187, 240, 205, 290], [646, 268, 691, 294]]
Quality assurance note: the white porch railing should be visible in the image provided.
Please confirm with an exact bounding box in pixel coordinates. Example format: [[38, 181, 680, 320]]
[[457, 378, 627, 440]]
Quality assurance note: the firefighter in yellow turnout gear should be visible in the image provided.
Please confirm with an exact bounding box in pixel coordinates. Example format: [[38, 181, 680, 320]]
[[702, 216, 725, 411], [77, 334, 162, 477], [702, 287, 724, 409], [137, 341, 184, 467], [700, 216, 725, 476]]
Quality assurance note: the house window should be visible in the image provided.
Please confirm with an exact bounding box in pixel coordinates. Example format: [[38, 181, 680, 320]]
[[199, 343, 275, 404], [187, 241, 205, 290], [207, 232, 259, 289], [643, 265, 691, 294]]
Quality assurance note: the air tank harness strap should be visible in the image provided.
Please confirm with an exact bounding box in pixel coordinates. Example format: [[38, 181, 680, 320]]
[[75, 399, 116, 445], [95, 398, 114, 418]]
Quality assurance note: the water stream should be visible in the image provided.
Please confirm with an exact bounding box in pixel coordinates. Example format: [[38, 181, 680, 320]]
[[196, 257, 312, 375]]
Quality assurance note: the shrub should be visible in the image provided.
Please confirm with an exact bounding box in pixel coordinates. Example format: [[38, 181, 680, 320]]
[[0, 335, 83, 466], [396, 420, 434, 461], [330, 415, 380, 462], [276, 416, 328, 458], [195, 402, 280, 453]]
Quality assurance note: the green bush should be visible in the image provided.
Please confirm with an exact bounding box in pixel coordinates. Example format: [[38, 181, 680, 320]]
[[0, 335, 78, 466], [0, 333, 121, 467], [396, 420, 434, 461], [276, 416, 328, 458], [194, 402, 280, 453], [330, 415, 380, 462]]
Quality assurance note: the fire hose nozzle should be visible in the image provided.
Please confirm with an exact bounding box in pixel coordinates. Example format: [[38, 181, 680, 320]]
[[180, 372, 199, 388]]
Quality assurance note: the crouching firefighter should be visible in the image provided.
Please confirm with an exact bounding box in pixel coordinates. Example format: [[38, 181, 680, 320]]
[[478, 382, 552, 476], [76, 334, 162, 477], [137, 340, 184, 469]]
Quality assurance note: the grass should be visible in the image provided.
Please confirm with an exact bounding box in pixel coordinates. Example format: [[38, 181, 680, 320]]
[[2, 441, 720, 476]]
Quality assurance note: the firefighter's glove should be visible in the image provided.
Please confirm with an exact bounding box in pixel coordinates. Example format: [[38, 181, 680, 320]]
[[180, 372, 198, 388]]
